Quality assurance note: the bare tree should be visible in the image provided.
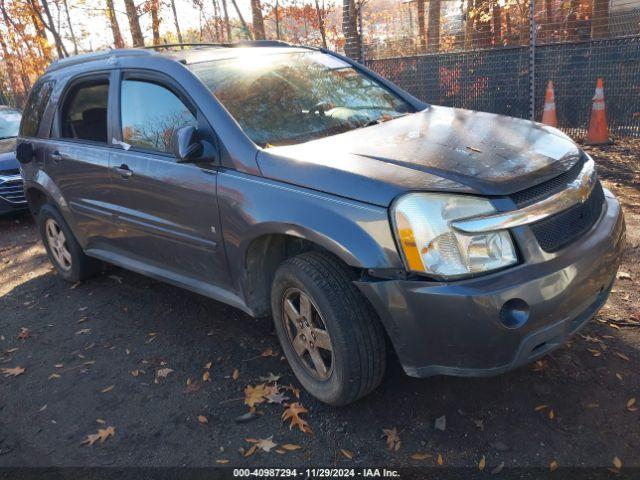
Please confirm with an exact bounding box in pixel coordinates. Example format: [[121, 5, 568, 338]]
[[32, 0, 68, 57], [61, 0, 78, 54], [230, 0, 252, 39], [251, 0, 266, 39], [123, 0, 144, 47], [150, 0, 161, 44], [106, 0, 124, 48], [314, 0, 327, 48], [169, 0, 183, 44], [221, 0, 231, 41]]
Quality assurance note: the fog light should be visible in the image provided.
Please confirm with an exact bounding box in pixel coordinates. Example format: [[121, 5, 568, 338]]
[[500, 298, 530, 329]]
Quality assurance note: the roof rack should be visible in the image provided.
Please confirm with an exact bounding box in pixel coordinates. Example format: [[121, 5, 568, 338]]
[[144, 40, 292, 50], [45, 49, 155, 73]]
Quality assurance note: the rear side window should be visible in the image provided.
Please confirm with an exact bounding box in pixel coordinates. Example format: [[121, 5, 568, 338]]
[[20, 80, 55, 138], [60, 80, 109, 143], [120, 80, 197, 154]]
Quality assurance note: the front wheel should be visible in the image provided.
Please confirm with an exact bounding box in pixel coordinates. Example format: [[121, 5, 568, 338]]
[[271, 252, 386, 405]]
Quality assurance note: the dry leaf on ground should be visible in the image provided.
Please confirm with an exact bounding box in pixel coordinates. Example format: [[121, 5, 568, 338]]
[[81, 426, 115, 446], [198, 415, 208, 424], [155, 368, 173, 383], [282, 402, 313, 434], [411, 452, 431, 461], [244, 383, 269, 410], [2, 366, 25, 377], [382, 428, 401, 451]]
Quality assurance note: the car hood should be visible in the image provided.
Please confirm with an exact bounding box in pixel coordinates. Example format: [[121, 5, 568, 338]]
[[257, 106, 582, 207], [0, 138, 19, 172]]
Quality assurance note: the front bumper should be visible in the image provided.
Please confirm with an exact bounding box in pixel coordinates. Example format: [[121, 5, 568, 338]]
[[357, 192, 625, 377]]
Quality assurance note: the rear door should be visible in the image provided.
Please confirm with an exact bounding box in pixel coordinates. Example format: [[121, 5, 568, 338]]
[[44, 71, 118, 248], [105, 70, 228, 289]]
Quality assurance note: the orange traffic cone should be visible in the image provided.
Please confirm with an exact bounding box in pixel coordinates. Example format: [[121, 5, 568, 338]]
[[586, 78, 612, 145], [541, 81, 557, 127]]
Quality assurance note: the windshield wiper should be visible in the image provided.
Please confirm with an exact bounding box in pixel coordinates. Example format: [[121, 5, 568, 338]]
[[359, 113, 410, 129]]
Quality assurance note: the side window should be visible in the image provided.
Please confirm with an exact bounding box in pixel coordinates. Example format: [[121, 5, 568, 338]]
[[120, 80, 197, 154], [60, 80, 109, 143], [20, 80, 55, 138]]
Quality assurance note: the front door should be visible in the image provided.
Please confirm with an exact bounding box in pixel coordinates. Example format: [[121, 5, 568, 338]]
[[106, 73, 228, 289]]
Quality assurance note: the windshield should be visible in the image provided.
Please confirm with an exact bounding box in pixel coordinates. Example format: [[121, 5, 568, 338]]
[[190, 51, 413, 147], [0, 108, 21, 139]]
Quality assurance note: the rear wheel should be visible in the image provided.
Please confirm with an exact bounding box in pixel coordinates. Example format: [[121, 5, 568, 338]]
[[271, 252, 386, 405], [38, 204, 102, 282]]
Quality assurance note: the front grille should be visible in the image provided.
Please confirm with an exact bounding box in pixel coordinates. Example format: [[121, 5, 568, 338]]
[[510, 160, 584, 207], [0, 179, 26, 204], [0, 168, 20, 176], [529, 181, 605, 253]]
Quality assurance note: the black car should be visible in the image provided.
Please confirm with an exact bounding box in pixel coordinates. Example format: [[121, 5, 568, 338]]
[[0, 105, 27, 214]]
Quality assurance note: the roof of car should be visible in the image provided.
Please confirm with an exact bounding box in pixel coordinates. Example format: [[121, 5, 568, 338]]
[[44, 41, 319, 74]]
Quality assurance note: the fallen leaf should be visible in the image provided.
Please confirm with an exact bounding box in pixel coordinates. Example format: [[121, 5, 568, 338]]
[[259, 372, 281, 383], [246, 437, 278, 453], [472, 419, 484, 430], [286, 383, 300, 399], [613, 456, 622, 469], [467, 145, 482, 152], [265, 385, 289, 404], [81, 426, 115, 446], [261, 348, 277, 357], [627, 397, 637, 411], [2, 366, 25, 377], [216, 459, 229, 464], [382, 428, 401, 451], [204, 362, 212, 370], [101, 385, 115, 393], [198, 415, 208, 424], [17, 327, 29, 340], [155, 368, 173, 383], [232, 368, 240, 380], [130, 369, 140, 377], [614, 351, 630, 362], [282, 403, 313, 435], [479, 455, 486, 471], [410, 452, 431, 461], [75, 328, 91, 335], [340, 449, 354, 459], [437, 453, 444, 466], [550, 460, 559, 471], [617, 271, 632, 280], [96, 419, 106, 424], [48, 373, 61, 380], [202, 371, 210, 382], [244, 384, 269, 409], [548, 409, 555, 420], [491, 461, 505, 474], [281, 444, 302, 451], [534, 404, 549, 412]]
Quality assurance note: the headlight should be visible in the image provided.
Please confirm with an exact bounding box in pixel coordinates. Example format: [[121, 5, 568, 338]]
[[391, 193, 518, 279]]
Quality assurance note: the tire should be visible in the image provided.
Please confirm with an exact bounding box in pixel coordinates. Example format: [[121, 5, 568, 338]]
[[37, 204, 102, 282], [271, 251, 386, 405]]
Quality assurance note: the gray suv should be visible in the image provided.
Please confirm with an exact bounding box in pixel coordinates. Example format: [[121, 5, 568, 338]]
[[17, 42, 625, 405]]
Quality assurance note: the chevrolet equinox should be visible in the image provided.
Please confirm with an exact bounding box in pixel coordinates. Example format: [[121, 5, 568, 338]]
[[17, 41, 625, 405]]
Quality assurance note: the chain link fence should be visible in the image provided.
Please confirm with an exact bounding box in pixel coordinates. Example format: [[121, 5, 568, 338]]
[[343, 0, 640, 138]]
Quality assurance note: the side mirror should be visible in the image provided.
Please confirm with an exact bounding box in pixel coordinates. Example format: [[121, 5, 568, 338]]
[[171, 125, 203, 163], [16, 142, 34, 164]]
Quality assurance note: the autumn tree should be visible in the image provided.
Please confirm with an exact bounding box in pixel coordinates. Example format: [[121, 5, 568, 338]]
[[123, 0, 144, 47], [169, 0, 183, 44], [105, 0, 124, 48], [251, 0, 266, 39], [343, 0, 361, 59]]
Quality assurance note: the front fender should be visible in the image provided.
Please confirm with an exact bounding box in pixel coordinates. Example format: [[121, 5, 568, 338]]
[[217, 171, 403, 295]]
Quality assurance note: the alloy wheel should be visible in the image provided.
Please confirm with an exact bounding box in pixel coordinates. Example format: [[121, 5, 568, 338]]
[[282, 287, 334, 380], [45, 218, 72, 271]]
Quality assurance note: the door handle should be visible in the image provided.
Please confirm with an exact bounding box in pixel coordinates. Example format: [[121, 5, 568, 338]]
[[50, 151, 63, 163], [114, 164, 133, 178]]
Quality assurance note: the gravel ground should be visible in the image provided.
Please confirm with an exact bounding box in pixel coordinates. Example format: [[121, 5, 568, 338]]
[[0, 141, 638, 474]]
